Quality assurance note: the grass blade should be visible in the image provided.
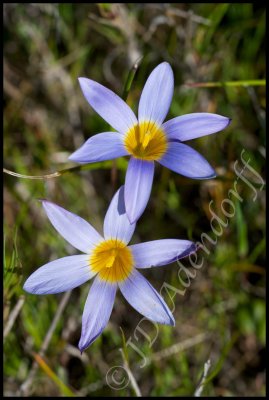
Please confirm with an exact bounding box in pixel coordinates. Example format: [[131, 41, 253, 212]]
[[33, 353, 76, 397]]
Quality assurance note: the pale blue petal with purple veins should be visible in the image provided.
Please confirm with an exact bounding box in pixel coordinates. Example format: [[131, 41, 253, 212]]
[[78, 77, 137, 134], [138, 62, 174, 126], [124, 158, 154, 224], [42, 201, 103, 254], [162, 113, 231, 141], [104, 186, 136, 244], [119, 269, 175, 326], [159, 142, 216, 179], [23, 255, 95, 295], [130, 239, 196, 268], [79, 277, 117, 352], [69, 132, 128, 164]]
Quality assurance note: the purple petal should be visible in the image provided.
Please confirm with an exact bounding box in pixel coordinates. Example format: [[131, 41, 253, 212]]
[[125, 158, 154, 224], [159, 142, 216, 179], [42, 201, 102, 254], [104, 186, 136, 244], [23, 255, 94, 294], [69, 132, 128, 164], [78, 77, 137, 134], [138, 62, 174, 126], [119, 269, 174, 325], [163, 113, 231, 141], [130, 239, 196, 268], [79, 277, 117, 351]]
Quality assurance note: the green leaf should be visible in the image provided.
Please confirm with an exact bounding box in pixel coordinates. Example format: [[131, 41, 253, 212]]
[[122, 56, 143, 101]]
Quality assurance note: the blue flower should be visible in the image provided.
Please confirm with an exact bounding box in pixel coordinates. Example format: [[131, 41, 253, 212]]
[[69, 62, 231, 223], [23, 187, 196, 351]]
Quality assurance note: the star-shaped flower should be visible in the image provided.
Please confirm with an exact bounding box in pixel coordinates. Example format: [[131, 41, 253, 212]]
[[23, 187, 196, 351], [69, 62, 231, 223]]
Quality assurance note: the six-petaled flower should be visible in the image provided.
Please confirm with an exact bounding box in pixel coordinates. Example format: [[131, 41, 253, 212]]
[[69, 62, 231, 223], [23, 187, 196, 351]]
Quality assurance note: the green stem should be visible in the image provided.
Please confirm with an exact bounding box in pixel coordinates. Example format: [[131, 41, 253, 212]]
[[186, 79, 266, 88]]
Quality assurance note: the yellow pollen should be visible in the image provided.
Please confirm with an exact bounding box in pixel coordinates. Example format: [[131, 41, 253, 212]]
[[90, 239, 134, 283], [104, 250, 117, 268], [124, 121, 167, 161], [142, 132, 151, 148]]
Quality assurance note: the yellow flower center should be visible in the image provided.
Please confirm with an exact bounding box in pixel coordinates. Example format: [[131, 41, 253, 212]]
[[90, 239, 134, 283], [124, 121, 167, 161]]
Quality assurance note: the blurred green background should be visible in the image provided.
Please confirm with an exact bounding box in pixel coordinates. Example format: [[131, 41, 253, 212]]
[[4, 3, 265, 397]]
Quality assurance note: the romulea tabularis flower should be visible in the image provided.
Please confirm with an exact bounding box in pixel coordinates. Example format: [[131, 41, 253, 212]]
[[69, 62, 231, 224], [23, 187, 196, 352]]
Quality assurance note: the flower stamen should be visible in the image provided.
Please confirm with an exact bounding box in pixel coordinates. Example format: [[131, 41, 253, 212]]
[[90, 239, 134, 283], [124, 121, 167, 161]]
